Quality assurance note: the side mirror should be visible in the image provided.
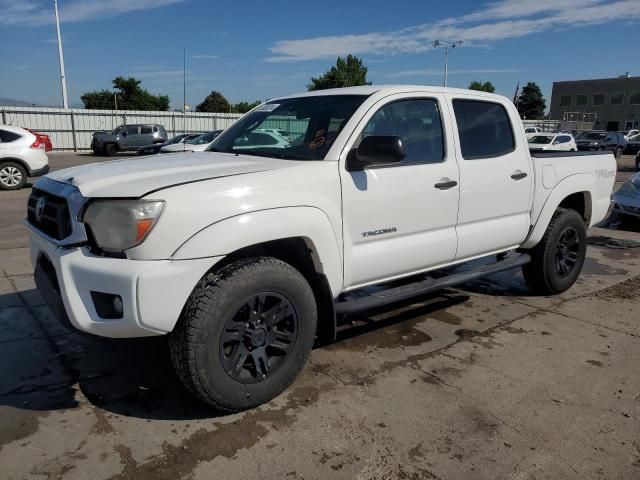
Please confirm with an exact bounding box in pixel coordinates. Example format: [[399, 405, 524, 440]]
[[121, 130, 127, 137], [348, 135, 406, 170]]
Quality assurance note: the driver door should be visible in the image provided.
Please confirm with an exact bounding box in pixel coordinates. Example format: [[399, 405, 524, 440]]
[[340, 94, 460, 289]]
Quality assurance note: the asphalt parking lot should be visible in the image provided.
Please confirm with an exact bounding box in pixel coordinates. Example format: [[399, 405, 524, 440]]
[[1, 153, 640, 479]]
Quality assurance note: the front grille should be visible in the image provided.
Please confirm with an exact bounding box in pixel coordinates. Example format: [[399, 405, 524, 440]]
[[27, 188, 72, 240]]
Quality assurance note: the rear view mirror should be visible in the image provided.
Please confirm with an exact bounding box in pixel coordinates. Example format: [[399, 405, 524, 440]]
[[348, 135, 406, 170]]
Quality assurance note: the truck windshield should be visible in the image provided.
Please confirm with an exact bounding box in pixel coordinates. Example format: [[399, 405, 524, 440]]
[[208, 95, 368, 160], [581, 132, 606, 140]]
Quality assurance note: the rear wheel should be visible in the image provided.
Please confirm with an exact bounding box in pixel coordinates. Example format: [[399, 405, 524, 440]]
[[169, 257, 317, 412], [104, 143, 118, 157], [0, 161, 28, 190], [522, 208, 587, 295]]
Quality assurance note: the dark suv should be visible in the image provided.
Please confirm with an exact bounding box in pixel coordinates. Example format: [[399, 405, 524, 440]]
[[91, 124, 168, 156], [576, 130, 626, 157]]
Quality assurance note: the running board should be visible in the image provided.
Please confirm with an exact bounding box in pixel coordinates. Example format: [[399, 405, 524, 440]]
[[334, 252, 531, 315]]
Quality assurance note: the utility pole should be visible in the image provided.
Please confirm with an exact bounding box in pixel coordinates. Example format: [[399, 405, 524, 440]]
[[432, 40, 463, 87], [54, 0, 69, 109], [183, 47, 186, 134]]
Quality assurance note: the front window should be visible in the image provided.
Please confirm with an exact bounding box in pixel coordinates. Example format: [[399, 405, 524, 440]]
[[209, 95, 368, 160], [528, 135, 554, 144]]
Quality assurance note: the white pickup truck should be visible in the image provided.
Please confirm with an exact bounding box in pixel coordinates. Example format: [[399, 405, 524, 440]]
[[27, 86, 616, 411]]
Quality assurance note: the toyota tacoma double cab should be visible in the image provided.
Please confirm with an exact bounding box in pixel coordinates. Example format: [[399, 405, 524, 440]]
[[27, 86, 616, 411]]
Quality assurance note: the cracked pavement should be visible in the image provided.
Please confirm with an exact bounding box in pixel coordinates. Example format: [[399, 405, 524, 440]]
[[0, 153, 639, 479]]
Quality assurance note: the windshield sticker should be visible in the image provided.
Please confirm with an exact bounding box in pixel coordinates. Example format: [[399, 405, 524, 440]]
[[255, 103, 280, 112]]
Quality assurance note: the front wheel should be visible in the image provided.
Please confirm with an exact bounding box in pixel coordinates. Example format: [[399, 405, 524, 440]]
[[104, 143, 118, 157], [522, 208, 587, 295], [169, 257, 317, 412]]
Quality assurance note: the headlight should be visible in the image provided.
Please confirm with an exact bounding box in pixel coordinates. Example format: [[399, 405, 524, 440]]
[[82, 200, 165, 252], [619, 181, 638, 196]]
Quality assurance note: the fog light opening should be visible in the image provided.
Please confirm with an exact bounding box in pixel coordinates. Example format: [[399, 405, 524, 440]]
[[90, 291, 124, 319]]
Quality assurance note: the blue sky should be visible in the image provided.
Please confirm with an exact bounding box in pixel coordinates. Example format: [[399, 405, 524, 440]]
[[1, 0, 638, 109]]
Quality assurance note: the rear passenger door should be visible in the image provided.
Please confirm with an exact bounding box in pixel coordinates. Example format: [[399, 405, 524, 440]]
[[448, 96, 533, 259]]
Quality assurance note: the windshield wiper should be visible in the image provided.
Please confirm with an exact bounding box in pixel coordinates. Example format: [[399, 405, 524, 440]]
[[232, 149, 311, 161]]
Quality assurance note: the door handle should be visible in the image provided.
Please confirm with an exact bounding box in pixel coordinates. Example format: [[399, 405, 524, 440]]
[[511, 172, 528, 180], [434, 180, 458, 190]]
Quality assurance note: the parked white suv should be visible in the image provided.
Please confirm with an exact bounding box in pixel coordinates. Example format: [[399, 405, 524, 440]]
[[0, 125, 49, 190], [27, 86, 616, 411], [528, 133, 577, 152]]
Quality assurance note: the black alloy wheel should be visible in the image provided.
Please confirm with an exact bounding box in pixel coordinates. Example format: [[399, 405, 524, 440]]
[[554, 226, 580, 278], [220, 292, 298, 384]]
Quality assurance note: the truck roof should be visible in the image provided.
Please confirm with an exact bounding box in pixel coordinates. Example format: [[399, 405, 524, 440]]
[[274, 85, 505, 101]]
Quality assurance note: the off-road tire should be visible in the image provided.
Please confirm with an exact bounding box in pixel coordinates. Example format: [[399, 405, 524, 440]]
[[0, 161, 28, 190], [104, 143, 118, 157], [169, 257, 317, 412], [522, 208, 587, 295]]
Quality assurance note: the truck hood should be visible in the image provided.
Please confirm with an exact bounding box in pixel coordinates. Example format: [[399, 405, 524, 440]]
[[43, 151, 296, 198]]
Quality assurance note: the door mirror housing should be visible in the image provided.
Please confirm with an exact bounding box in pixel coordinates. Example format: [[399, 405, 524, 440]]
[[348, 135, 406, 170]]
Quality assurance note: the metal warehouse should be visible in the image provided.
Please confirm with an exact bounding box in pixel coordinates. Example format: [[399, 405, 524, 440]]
[[549, 74, 640, 131]]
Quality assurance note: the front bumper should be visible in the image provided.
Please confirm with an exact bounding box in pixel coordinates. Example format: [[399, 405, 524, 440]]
[[29, 230, 221, 338]]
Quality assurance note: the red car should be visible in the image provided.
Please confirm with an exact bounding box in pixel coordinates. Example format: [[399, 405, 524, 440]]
[[24, 128, 53, 152]]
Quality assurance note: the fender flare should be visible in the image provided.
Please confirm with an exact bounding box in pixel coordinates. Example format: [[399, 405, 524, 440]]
[[521, 173, 594, 249], [171, 206, 343, 297]]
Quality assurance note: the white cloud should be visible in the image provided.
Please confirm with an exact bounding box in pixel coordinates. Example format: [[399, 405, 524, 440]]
[[0, 0, 185, 26], [266, 0, 639, 62]]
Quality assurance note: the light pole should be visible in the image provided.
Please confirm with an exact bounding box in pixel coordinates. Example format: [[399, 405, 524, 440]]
[[432, 40, 463, 87], [54, 0, 69, 108]]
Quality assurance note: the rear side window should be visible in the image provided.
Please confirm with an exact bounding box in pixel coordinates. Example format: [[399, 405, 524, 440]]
[[557, 136, 571, 143], [140, 126, 152, 134], [0, 129, 22, 143], [452, 100, 515, 160]]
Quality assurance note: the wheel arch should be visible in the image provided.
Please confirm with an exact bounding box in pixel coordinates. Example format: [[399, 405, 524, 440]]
[[0, 157, 30, 175], [171, 207, 344, 343], [522, 173, 594, 249]]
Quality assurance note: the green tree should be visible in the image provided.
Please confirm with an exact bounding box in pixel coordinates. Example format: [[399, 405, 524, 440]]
[[468, 80, 496, 93], [81, 77, 169, 111], [307, 55, 371, 91], [196, 91, 231, 112], [232, 100, 261, 114], [517, 82, 546, 120]]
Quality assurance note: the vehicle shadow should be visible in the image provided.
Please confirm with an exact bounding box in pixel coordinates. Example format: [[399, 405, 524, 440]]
[[0, 277, 531, 420], [0, 289, 217, 420]]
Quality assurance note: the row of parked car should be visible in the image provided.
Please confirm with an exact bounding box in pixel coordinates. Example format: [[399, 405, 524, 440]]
[[90, 124, 223, 156], [525, 126, 640, 160]]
